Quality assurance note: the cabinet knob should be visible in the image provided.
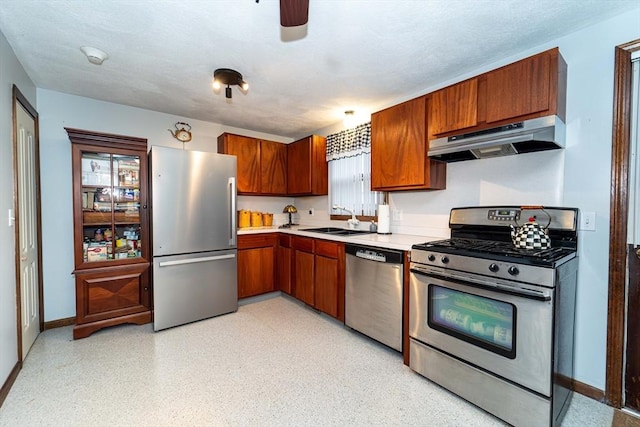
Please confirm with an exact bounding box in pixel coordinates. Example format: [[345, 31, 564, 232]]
[[144, 287, 149, 291], [142, 204, 147, 209]]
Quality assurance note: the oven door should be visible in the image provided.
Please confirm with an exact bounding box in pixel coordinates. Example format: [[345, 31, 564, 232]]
[[409, 267, 554, 396]]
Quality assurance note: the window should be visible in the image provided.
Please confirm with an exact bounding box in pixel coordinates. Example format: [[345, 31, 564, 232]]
[[326, 123, 383, 218]]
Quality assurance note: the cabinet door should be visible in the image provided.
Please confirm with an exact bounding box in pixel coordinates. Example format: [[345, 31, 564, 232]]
[[429, 78, 478, 135], [314, 255, 339, 318], [485, 51, 551, 123], [294, 250, 314, 305], [286, 135, 328, 196], [238, 246, 274, 298], [74, 263, 150, 328], [218, 134, 260, 194], [287, 138, 312, 194], [371, 96, 428, 189], [261, 140, 287, 195], [276, 235, 292, 294], [76, 150, 146, 266]]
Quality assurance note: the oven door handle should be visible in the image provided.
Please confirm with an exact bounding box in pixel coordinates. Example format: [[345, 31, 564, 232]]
[[410, 267, 551, 302]]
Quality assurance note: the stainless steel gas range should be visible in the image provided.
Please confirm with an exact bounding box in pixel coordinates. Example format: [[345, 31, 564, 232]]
[[408, 206, 579, 427]]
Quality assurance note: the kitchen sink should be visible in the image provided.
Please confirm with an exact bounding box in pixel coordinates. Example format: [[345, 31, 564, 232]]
[[300, 227, 372, 236]]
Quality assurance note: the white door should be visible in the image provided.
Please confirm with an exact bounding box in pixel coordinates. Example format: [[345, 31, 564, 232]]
[[15, 96, 40, 358]]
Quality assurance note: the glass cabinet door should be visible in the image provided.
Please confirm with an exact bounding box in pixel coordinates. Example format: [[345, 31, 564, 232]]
[[80, 152, 142, 262]]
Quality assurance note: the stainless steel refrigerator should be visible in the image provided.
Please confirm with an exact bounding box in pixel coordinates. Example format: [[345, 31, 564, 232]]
[[150, 146, 237, 331]]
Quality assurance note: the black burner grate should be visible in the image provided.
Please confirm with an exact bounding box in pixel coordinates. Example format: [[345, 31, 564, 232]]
[[413, 238, 574, 264]]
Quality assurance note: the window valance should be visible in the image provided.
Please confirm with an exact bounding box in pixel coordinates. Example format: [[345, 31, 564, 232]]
[[326, 122, 371, 161]]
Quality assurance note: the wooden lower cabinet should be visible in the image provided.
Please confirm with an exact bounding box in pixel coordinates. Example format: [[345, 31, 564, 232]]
[[237, 234, 277, 299], [314, 255, 339, 319], [291, 236, 344, 320], [73, 263, 151, 339], [276, 234, 293, 294], [238, 233, 345, 319], [294, 249, 315, 306]]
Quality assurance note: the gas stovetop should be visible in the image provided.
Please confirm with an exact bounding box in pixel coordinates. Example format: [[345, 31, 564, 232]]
[[412, 238, 576, 267]]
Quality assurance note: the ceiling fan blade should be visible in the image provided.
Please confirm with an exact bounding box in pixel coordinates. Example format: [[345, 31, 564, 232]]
[[280, 0, 309, 27]]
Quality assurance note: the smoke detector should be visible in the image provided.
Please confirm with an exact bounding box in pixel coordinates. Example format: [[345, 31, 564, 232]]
[[80, 46, 109, 65]]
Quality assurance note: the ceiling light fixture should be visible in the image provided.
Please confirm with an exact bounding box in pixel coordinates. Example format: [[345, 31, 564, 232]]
[[343, 110, 357, 128], [80, 46, 109, 65], [212, 68, 249, 99]]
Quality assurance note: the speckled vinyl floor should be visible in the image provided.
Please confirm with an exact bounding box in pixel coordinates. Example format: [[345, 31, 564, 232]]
[[0, 295, 614, 427]]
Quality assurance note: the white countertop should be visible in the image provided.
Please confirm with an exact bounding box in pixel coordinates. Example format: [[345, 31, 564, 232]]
[[237, 225, 442, 251]]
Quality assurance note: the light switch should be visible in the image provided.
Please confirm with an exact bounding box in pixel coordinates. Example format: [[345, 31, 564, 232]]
[[580, 211, 596, 231]]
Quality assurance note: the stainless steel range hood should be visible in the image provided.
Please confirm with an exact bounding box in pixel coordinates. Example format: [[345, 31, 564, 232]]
[[428, 115, 565, 162]]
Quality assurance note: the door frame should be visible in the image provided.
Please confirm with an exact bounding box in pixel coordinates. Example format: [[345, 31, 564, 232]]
[[607, 39, 640, 408], [12, 84, 44, 362]]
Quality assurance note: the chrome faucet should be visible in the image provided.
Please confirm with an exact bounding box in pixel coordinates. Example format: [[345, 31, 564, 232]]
[[332, 204, 360, 229]]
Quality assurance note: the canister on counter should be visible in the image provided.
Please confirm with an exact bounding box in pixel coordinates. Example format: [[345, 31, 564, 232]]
[[250, 211, 262, 227], [262, 213, 273, 226], [238, 210, 250, 228]]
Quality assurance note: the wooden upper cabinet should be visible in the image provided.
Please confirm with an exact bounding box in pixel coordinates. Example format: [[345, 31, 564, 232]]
[[218, 133, 288, 195], [218, 133, 260, 194], [429, 78, 479, 135], [427, 48, 566, 140], [287, 135, 328, 196], [371, 96, 446, 191], [260, 140, 287, 195], [485, 48, 562, 124]]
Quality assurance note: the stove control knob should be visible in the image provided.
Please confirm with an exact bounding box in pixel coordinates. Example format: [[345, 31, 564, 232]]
[[441, 256, 449, 264], [428, 255, 436, 262], [489, 263, 500, 273], [508, 266, 520, 276]]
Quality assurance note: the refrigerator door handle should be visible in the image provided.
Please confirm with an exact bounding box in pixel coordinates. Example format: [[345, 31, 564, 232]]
[[229, 176, 236, 246], [158, 254, 236, 267]]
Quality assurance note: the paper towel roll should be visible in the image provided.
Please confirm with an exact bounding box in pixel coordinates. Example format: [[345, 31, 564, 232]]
[[377, 204, 391, 234]]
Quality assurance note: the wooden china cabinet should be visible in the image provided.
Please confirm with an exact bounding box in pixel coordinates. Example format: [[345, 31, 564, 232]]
[[66, 128, 151, 339]]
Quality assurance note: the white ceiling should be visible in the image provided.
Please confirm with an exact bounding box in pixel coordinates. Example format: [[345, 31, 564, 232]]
[[0, 1, 637, 138]]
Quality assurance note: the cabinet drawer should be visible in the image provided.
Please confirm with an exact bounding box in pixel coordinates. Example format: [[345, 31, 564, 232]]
[[292, 236, 314, 252], [279, 234, 291, 247], [238, 233, 277, 249], [315, 239, 342, 259]]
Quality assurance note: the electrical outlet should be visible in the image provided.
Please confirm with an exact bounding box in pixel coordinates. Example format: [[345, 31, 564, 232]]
[[392, 209, 403, 221], [308, 208, 314, 216], [580, 211, 596, 231]]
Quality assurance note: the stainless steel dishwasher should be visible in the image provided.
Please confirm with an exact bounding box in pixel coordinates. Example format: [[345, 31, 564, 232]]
[[345, 244, 404, 351]]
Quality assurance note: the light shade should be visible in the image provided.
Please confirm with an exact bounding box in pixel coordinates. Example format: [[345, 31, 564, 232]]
[[212, 68, 248, 99], [343, 110, 357, 128]]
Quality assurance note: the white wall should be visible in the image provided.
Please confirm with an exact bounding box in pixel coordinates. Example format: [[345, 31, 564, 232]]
[[0, 31, 36, 390], [37, 89, 292, 321]]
